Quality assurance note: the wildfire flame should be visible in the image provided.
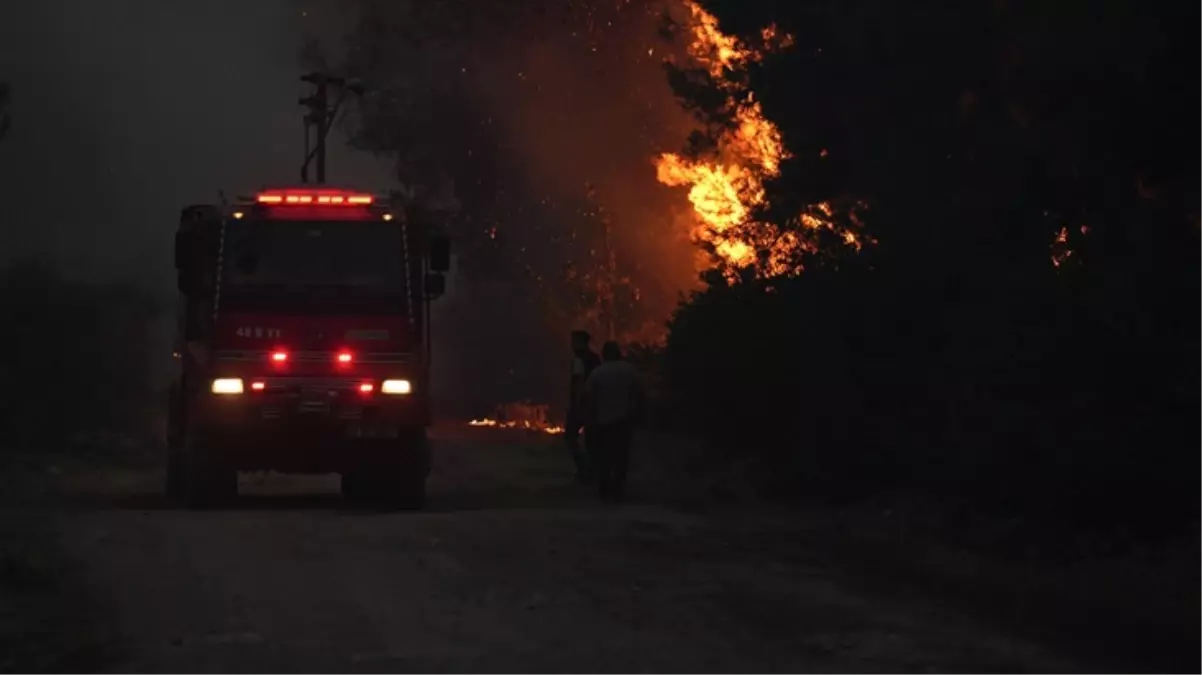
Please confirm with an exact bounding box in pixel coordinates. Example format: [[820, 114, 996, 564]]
[[656, 1, 862, 279], [1051, 224, 1088, 268], [467, 401, 564, 435], [468, 418, 565, 435]]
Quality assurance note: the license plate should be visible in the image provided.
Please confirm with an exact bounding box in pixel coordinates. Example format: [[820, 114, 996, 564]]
[[346, 425, 398, 439], [298, 388, 331, 414], [297, 401, 330, 414]]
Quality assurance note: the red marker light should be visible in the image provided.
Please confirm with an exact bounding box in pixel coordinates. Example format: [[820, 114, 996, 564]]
[[337, 352, 353, 364], [257, 194, 283, 204], [358, 383, 374, 393], [251, 381, 266, 391], [347, 195, 373, 205], [271, 351, 288, 363]]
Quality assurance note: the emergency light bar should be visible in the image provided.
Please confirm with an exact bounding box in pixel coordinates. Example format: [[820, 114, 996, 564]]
[[256, 191, 374, 206]]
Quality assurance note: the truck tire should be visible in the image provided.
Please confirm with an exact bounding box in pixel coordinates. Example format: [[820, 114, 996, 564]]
[[180, 434, 236, 508], [386, 463, 427, 511], [165, 386, 185, 499], [388, 429, 430, 510], [340, 467, 424, 510], [342, 432, 429, 509], [340, 471, 370, 503], [165, 438, 185, 500]]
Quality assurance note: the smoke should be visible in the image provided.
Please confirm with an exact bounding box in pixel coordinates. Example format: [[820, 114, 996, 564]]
[[309, 0, 714, 413], [0, 0, 716, 416], [472, 2, 703, 328]]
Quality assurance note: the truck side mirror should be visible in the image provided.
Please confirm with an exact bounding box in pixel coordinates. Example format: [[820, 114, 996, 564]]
[[177, 271, 198, 296], [425, 272, 446, 298], [174, 230, 192, 270], [429, 234, 451, 273]]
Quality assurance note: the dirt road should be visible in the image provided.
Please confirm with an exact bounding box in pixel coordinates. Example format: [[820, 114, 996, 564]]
[[24, 427, 1096, 672]]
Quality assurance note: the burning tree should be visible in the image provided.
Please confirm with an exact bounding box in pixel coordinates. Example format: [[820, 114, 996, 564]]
[[312, 0, 700, 348], [653, 1, 866, 280], [659, 0, 1200, 532]]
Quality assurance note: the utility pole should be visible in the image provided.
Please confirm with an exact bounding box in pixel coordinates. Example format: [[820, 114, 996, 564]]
[[298, 73, 365, 184]]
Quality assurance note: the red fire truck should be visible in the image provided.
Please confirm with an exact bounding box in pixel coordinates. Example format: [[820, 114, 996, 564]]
[[168, 187, 450, 508]]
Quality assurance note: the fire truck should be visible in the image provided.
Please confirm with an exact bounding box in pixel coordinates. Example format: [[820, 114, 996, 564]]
[[168, 187, 450, 508]]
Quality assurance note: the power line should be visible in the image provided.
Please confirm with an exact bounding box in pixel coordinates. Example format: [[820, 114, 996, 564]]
[[298, 73, 365, 184]]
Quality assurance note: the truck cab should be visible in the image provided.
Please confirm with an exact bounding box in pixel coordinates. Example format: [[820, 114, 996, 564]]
[[168, 187, 450, 508]]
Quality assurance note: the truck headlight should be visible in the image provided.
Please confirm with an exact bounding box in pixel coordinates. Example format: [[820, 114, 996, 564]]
[[211, 378, 244, 395], [381, 379, 412, 395]]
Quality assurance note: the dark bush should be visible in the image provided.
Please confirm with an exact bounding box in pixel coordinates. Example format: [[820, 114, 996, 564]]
[[652, 0, 1199, 541], [662, 235, 1200, 537], [0, 259, 165, 451]]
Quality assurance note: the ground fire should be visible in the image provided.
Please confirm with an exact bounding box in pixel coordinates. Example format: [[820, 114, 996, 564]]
[[469, 402, 564, 435]]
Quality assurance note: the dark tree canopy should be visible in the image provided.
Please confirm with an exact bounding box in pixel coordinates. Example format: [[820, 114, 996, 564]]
[[659, 0, 1199, 531], [667, 0, 1199, 276]]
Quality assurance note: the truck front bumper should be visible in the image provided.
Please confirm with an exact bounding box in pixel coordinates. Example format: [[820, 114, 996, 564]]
[[189, 392, 428, 474]]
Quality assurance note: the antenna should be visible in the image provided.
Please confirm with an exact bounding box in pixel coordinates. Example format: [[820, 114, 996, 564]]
[[298, 72, 368, 184]]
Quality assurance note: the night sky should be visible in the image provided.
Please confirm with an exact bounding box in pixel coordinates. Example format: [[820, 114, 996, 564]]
[[0, 0, 390, 280]]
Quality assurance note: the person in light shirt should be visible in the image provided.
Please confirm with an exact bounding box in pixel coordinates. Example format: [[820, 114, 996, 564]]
[[581, 341, 645, 500]]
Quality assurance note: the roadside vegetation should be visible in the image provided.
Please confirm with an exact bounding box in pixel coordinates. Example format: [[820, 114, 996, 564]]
[[0, 257, 160, 673], [651, 0, 1198, 552], [634, 4, 1198, 667]]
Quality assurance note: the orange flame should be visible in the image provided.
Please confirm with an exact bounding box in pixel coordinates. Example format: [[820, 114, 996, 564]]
[[468, 418, 565, 435], [467, 401, 564, 435], [1051, 224, 1087, 268], [656, 1, 862, 279]]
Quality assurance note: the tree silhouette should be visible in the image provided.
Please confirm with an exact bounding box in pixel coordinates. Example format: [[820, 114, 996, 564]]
[[660, 0, 1199, 532], [318, 0, 691, 345]]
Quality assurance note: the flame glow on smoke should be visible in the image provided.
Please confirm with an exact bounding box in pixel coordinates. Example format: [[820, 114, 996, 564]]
[[655, 1, 863, 279]]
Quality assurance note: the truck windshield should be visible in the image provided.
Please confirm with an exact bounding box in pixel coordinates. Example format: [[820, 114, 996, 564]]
[[219, 219, 408, 313]]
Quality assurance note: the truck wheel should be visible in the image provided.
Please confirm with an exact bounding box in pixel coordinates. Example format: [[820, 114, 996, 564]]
[[386, 464, 426, 511], [388, 431, 430, 509], [165, 439, 185, 500], [340, 471, 370, 503], [341, 466, 425, 510], [180, 434, 236, 508], [165, 387, 185, 499]]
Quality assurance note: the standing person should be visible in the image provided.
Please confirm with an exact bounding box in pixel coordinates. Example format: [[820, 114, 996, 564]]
[[582, 341, 644, 500], [565, 330, 601, 483]]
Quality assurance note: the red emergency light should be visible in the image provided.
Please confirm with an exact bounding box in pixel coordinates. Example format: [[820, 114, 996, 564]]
[[256, 191, 373, 206]]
